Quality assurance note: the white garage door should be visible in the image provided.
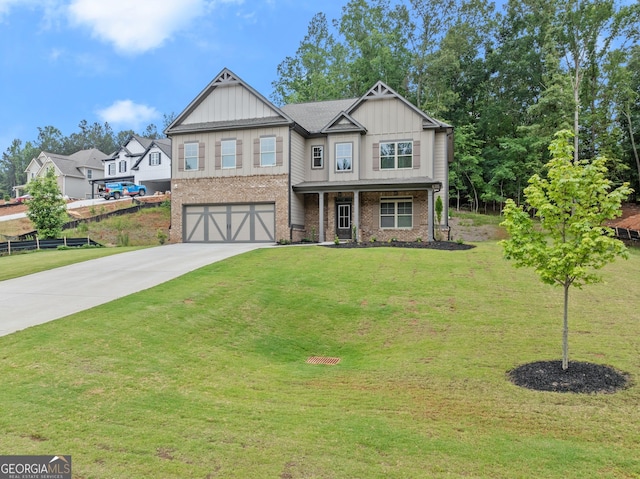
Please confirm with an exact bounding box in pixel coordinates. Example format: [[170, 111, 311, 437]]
[[183, 203, 276, 243]]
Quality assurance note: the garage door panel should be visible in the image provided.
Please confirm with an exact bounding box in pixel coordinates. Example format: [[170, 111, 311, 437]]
[[184, 203, 275, 243]]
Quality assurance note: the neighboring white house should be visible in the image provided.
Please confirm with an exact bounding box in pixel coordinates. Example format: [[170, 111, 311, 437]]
[[102, 135, 171, 195], [131, 138, 171, 194], [19, 148, 108, 199]]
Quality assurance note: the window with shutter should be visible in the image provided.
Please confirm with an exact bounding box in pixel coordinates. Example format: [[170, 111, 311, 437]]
[[184, 143, 199, 170], [260, 137, 276, 167]]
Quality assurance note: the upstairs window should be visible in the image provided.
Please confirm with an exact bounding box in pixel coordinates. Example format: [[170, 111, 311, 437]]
[[149, 152, 161, 166], [222, 139, 236, 168], [312, 145, 324, 169], [87, 169, 92, 179], [380, 141, 413, 169], [184, 142, 199, 171], [335, 143, 352, 171], [108, 163, 115, 176], [260, 137, 276, 167], [118, 160, 127, 173]]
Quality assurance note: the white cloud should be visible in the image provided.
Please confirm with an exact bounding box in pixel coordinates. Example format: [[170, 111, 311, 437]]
[[67, 0, 206, 54], [97, 100, 159, 128]]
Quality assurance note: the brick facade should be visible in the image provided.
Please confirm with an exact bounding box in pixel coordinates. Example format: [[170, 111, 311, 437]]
[[170, 174, 290, 243], [298, 190, 430, 243]]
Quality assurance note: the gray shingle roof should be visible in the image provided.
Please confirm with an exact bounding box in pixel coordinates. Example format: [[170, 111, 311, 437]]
[[43, 148, 109, 178], [281, 98, 357, 134]]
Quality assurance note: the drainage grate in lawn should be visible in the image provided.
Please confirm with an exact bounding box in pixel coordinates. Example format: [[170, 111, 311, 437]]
[[306, 356, 341, 365]]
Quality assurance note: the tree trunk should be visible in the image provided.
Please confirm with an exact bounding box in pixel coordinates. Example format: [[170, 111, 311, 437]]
[[623, 105, 640, 193], [562, 280, 570, 370]]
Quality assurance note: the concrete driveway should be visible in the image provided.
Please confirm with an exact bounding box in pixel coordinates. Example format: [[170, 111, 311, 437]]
[[0, 243, 267, 337]]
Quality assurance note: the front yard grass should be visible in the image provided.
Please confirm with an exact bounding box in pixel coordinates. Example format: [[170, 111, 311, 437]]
[[0, 243, 638, 478]]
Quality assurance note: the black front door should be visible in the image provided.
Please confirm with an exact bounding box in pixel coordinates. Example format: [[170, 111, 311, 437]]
[[336, 202, 352, 240]]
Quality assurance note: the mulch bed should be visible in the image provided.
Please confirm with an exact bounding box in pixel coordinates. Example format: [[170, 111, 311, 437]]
[[323, 240, 475, 251], [509, 360, 630, 394]]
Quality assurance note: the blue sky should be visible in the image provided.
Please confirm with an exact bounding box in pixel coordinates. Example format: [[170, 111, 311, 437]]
[[0, 0, 347, 155]]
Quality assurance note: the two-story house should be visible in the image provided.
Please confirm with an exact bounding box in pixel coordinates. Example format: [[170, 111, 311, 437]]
[[102, 135, 171, 195], [20, 148, 108, 199], [165, 68, 452, 244]]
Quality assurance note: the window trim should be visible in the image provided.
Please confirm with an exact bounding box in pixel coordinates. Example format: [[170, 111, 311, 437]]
[[184, 142, 199, 171], [260, 137, 276, 167], [335, 142, 353, 172], [312, 145, 324, 169], [221, 139, 236, 169], [380, 197, 413, 229], [149, 152, 161, 166], [380, 140, 413, 170]]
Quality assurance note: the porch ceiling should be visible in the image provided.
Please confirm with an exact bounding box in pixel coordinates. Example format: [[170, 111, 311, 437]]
[[292, 177, 441, 193]]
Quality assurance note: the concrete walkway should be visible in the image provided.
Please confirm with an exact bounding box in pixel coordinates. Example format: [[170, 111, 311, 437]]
[[0, 243, 267, 337]]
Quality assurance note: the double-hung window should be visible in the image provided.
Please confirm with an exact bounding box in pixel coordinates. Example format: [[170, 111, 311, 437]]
[[380, 198, 413, 229], [335, 143, 352, 171], [221, 139, 236, 168], [312, 146, 324, 169], [184, 142, 199, 171], [118, 160, 127, 173], [149, 152, 161, 166], [380, 141, 412, 169], [108, 163, 115, 176], [260, 137, 276, 167]]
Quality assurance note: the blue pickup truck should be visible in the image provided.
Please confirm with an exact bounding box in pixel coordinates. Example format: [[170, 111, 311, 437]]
[[99, 181, 146, 200]]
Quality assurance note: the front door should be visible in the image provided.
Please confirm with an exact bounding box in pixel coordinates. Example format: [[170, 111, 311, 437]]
[[336, 202, 352, 240]]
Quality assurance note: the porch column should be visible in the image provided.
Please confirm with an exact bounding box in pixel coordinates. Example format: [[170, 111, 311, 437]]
[[428, 188, 435, 242], [353, 190, 360, 242], [318, 192, 325, 242]]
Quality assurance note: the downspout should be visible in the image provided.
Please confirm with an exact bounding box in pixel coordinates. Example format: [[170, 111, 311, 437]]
[[445, 128, 453, 227], [288, 125, 293, 242]]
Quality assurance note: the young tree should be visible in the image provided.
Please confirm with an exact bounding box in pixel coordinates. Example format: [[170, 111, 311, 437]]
[[26, 167, 68, 239], [500, 130, 632, 370]]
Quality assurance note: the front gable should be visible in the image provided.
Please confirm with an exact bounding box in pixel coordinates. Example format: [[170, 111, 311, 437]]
[[166, 68, 292, 134], [321, 112, 367, 135], [347, 82, 450, 131]]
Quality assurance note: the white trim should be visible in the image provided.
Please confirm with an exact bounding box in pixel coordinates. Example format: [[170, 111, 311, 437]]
[[380, 197, 413, 229], [380, 140, 413, 169], [221, 139, 236, 169], [312, 145, 324, 169], [335, 142, 352, 172]]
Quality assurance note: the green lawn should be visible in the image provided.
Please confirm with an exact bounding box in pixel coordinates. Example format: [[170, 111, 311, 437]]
[[0, 243, 638, 478]]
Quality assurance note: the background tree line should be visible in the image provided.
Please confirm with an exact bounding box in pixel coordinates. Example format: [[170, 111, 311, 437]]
[[3, 0, 639, 210], [0, 117, 173, 200], [272, 0, 640, 211]]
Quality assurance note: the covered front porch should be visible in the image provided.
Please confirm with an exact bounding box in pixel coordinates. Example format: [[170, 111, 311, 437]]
[[292, 178, 443, 243]]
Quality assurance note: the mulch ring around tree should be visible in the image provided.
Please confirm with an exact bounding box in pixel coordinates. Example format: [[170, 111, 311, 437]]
[[508, 360, 631, 394], [323, 240, 475, 251]]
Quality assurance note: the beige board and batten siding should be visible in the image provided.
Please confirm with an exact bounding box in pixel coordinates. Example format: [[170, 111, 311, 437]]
[[350, 96, 434, 180], [305, 138, 329, 183], [327, 133, 360, 182], [181, 84, 281, 125], [172, 126, 290, 179], [289, 130, 306, 228]]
